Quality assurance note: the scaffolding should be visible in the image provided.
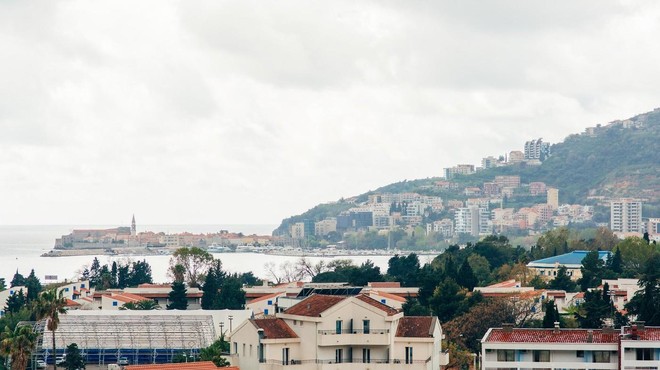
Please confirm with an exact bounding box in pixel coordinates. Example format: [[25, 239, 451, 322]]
[[35, 314, 217, 366]]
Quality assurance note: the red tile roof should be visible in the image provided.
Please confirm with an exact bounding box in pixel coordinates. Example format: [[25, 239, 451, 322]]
[[355, 294, 400, 316], [370, 290, 406, 303], [249, 291, 284, 304], [396, 317, 435, 338], [125, 362, 236, 370], [485, 328, 619, 343], [623, 327, 660, 341], [284, 295, 346, 317], [486, 279, 520, 288], [65, 299, 81, 307], [252, 318, 299, 339]]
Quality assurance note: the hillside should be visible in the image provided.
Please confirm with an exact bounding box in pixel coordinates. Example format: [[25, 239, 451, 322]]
[[275, 108, 660, 235]]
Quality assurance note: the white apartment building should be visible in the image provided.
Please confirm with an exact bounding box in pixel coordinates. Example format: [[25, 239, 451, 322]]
[[315, 218, 337, 237], [455, 205, 490, 237], [427, 219, 454, 239], [229, 294, 448, 370], [611, 199, 643, 234], [481, 324, 660, 370]]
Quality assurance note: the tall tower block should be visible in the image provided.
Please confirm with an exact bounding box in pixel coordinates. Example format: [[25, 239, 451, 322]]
[[547, 188, 559, 209]]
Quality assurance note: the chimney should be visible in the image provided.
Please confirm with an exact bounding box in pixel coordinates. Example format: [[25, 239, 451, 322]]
[[636, 321, 645, 332], [587, 330, 593, 343], [631, 325, 638, 340], [502, 323, 513, 332], [553, 321, 560, 333]]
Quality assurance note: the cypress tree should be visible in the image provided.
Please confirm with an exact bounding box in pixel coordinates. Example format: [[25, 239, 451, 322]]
[[457, 259, 478, 290], [167, 281, 188, 310], [25, 269, 42, 303], [542, 300, 560, 328]]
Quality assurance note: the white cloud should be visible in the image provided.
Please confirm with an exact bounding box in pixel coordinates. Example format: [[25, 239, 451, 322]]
[[0, 0, 659, 226]]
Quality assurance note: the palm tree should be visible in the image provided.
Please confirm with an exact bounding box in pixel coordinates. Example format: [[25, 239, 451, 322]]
[[0, 324, 39, 370], [35, 290, 67, 370]]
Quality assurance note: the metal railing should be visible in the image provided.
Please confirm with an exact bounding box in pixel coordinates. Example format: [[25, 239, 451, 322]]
[[258, 358, 428, 365], [317, 328, 390, 335]]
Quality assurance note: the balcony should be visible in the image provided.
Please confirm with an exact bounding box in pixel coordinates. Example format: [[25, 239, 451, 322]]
[[258, 358, 431, 370], [482, 360, 617, 370], [317, 329, 390, 346]]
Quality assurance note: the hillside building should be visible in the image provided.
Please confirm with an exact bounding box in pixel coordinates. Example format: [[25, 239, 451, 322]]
[[444, 164, 475, 179], [547, 188, 559, 209], [524, 138, 551, 160], [527, 251, 611, 281], [611, 198, 643, 234]]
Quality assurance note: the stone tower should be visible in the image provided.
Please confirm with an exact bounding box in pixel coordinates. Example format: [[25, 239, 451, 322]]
[[131, 214, 136, 236]]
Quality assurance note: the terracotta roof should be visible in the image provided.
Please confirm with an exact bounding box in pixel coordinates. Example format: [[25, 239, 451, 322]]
[[106, 293, 149, 303], [284, 295, 346, 317], [65, 299, 81, 307], [249, 291, 284, 304], [623, 327, 660, 341], [396, 316, 435, 337], [355, 294, 400, 315], [485, 328, 619, 343], [137, 284, 171, 288], [368, 282, 401, 288], [252, 318, 299, 339], [486, 280, 520, 288], [125, 362, 236, 370], [370, 290, 406, 303]]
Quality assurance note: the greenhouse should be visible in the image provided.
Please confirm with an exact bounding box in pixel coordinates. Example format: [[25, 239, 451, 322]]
[[34, 311, 222, 365]]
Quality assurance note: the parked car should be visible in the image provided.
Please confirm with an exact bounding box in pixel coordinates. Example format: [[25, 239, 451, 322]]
[[117, 357, 129, 365], [35, 360, 47, 369], [55, 355, 66, 365]]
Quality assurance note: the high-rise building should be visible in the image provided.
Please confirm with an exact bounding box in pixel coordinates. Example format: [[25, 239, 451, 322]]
[[547, 188, 559, 209], [444, 164, 475, 179], [524, 138, 551, 160], [610, 199, 643, 233], [455, 205, 490, 237]]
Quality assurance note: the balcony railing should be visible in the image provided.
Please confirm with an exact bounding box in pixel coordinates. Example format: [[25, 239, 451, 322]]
[[318, 329, 389, 335], [259, 358, 428, 365]]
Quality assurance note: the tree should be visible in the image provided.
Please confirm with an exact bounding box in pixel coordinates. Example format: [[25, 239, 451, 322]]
[[548, 266, 577, 292], [578, 250, 604, 291], [575, 286, 613, 328], [0, 278, 6, 291], [168, 247, 214, 288], [120, 300, 160, 310], [402, 297, 430, 316], [89, 258, 101, 288], [217, 276, 245, 310], [4, 291, 26, 316], [0, 324, 39, 370], [9, 271, 25, 288], [542, 300, 561, 328], [129, 260, 153, 287], [444, 298, 518, 352], [167, 282, 188, 310], [607, 248, 623, 275], [35, 290, 67, 370], [625, 253, 660, 325], [617, 237, 656, 277], [110, 262, 118, 288], [117, 265, 130, 289], [199, 335, 230, 367], [457, 259, 478, 290], [63, 343, 85, 370], [387, 254, 420, 287], [24, 270, 42, 303], [201, 261, 226, 310]]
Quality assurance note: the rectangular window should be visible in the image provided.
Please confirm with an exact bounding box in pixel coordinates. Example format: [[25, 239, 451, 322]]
[[405, 346, 414, 364], [233, 342, 238, 354], [363, 319, 370, 334], [381, 299, 386, 304], [533, 350, 550, 362], [249, 345, 252, 356], [264, 309, 268, 315], [636, 348, 653, 361], [336, 320, 342, 334], [497, 350, 515, 362], [112, 301, 118, 306], [593, 351, 610, 363], [243, 343, 246, 356], [267, 300, 272, 305], [335, 349, 343, 363], [81, 284, 85, 288], [282, 347, 289, 365], [576, 351, 584, 358], [362, 348, 371, 363]]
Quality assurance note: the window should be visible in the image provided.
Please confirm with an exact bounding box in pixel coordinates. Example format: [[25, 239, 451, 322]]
[[335, 349, 343, 363], [381, 299, 386, 304], [249, 345, 252, 356], [363, 320, 370, 334], [282, 347, 289, 365], [576, 351, 584, 358], [243, 343, 246, 356], [497, 350, 515, 362], [336, 320, 342, 334], [533, 350, 550, 362], [81, 284, 85, 288], [233, 342, 238, 354], [65, 288, 69, 292], [267, 300, 273, 305], [405, 347, 414, 364], [636, 348, 653, 361], [593, 351, 610, 363], [362, 348, 371, 363], [112, 301, 118, 307], [264, 309, 268, 315]]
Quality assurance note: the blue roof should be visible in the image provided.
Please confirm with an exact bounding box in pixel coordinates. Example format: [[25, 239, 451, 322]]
[[528, 250, 612, 267]]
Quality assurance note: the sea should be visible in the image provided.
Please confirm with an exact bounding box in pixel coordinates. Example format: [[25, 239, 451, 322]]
[[0, 225, 435, 284]]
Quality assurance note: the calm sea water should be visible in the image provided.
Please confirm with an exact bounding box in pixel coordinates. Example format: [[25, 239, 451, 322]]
[[0, 225, 429, 284]]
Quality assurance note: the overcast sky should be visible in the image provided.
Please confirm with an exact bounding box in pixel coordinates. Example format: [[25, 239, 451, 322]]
[[1, 1, 659, 227]]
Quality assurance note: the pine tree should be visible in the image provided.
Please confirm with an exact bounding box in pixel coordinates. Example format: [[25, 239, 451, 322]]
[[542, 300, 560, 328], [0, 277, 6, 291], [4, 289, 26, 315], [457, 259, 478, 290], [10, 270, 25, 288], [625, 253, 660, 325], [64, 343, 85, 370], [609, 248, 623, 274], [89, 257, 101, 288], [548, 266, 577, 292], [111, 262, 118, 288], [201, 266, 220, 310], [25, 269, 42, 303], [578, 250, 603, 291], [217, 276, 245, 310], [167, 281, 188, 310]]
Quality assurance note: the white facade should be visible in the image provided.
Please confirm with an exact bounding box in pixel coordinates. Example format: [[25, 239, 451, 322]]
[[229, 294, 448, 370], [611, 199, 643, 233], [0, 286, 27, 317]]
